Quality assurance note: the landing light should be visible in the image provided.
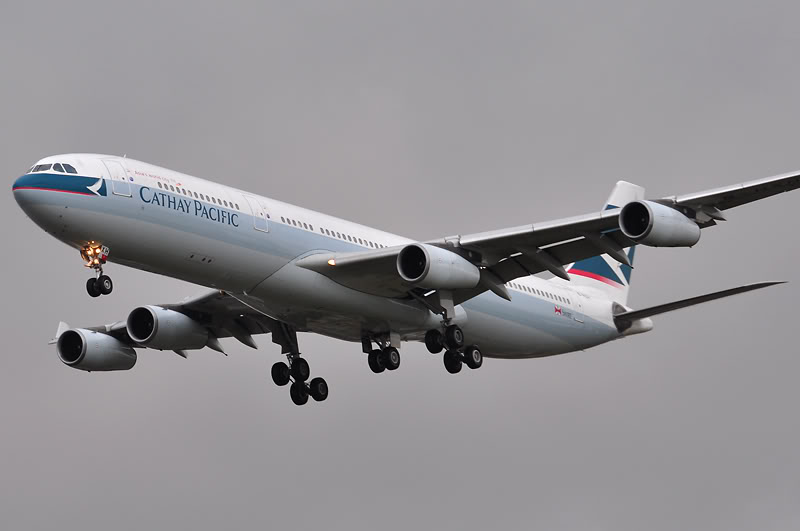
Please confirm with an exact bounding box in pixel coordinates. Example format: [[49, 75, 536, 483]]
[[328, 259, 336, 266]]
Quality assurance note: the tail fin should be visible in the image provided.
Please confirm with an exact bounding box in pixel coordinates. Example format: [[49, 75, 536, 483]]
[[566, 181, 645, 305]]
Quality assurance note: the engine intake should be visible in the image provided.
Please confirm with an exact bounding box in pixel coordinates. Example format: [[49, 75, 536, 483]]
[[127, 306, 208, 351], [619, 200, 701, 247], [397, 243, 480, 290], [56, 329, 137, 371]]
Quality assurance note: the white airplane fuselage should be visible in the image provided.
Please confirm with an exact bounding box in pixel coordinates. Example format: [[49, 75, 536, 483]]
[[13, 154, 640, 359]]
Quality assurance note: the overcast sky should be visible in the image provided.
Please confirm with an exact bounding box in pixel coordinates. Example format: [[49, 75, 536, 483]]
[[2, 2, 799, 530]]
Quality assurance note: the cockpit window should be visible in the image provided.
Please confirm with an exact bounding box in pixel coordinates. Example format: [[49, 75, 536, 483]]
[[34, 164, 52, 172], [53, 163, 65, 172], [62, 163, 78, 174]]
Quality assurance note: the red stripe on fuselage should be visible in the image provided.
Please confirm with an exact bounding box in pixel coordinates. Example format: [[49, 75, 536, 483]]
[[569, 269, 625, 288], [12, 186, 93, 196]]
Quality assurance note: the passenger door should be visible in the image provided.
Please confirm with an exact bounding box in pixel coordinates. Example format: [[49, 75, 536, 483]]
[[243, 194, 269, 232], [103, 159, 131, 197]]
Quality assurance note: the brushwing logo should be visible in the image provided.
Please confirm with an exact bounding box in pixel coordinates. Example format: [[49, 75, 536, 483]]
[[554, 306, 563, 315], [87, 178, 107, 196]]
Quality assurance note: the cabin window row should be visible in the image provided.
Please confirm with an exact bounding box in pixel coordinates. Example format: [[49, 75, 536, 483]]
[[319, 226, 387, 249], [281, 216, 314, 232], [276, 216, 388, 249], [156, 181, 239, 210], [508, 282, 571, 305]]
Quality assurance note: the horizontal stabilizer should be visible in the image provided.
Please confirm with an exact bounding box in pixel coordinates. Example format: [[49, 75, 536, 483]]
[[614, 281, 786, 327]]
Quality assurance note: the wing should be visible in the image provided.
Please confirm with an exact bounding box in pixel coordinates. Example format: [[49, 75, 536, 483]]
[[298, 170, 800, 305], [613, 281, 786, 330], [658, 170, 800, 217], [58, 290, 299, 355]]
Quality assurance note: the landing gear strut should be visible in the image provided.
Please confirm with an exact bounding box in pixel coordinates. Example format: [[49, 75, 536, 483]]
[[81, 243, 113, 297], [268, 323, 328, 406]]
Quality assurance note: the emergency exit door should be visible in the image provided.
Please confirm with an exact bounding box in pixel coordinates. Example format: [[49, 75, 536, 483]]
[[103, 159, 131, 197], [243, 195, 269, 232]]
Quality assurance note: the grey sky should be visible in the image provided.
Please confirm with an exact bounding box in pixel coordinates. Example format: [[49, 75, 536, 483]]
[[2, 2, 799, 530]]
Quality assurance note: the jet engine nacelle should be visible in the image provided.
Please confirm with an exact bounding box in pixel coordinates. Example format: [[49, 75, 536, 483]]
[[619, 200, 701, 247], [56, 329, 137, 371], [126, 306, 208, 350], [397, 243, 481, 290]]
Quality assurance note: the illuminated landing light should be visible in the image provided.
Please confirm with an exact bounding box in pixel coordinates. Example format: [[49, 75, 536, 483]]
[[328, 259, 336, 266]]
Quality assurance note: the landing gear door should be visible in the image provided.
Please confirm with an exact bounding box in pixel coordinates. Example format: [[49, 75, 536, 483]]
[[243, 194, 269, 232], [103, 160, 131, 197]]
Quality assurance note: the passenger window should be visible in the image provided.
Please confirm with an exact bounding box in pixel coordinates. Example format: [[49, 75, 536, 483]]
[[223, 200, 228, 207], [303, 223, 308, 229], [63, 163, 77, 174], [53, 163, 64, 172], [309, 225, 313, 231], [170, 185, 175, 192]]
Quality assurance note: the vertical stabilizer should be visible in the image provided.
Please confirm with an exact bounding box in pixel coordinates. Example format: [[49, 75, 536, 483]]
[[566, 181, 645, 305]]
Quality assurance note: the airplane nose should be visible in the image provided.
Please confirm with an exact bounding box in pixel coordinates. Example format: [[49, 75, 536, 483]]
[[12, 174, 30, 206]]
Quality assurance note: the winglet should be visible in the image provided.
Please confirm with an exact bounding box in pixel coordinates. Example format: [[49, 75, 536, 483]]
[[48, 321, 70, 345]]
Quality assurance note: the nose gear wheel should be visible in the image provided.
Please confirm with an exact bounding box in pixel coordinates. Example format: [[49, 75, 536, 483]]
[[81, 243, 113, 297]]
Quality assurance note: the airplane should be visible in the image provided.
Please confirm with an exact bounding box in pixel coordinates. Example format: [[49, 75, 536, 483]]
[[12, 154, 800, 405]]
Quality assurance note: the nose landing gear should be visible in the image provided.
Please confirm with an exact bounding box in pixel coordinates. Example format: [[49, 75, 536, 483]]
[[80, 243, 113, 297]]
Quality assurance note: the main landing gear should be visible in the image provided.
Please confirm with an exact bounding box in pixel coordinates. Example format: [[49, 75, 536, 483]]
[[81, 243, 113, 298], [269, 323, 328, 406], [425, 325, 483, 374], [362, 336, 402, 374], [271, 357, 329, 406]]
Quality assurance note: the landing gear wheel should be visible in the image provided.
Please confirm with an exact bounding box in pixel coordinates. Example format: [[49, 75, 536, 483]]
[[381, 347, 401, 371], [290, 357, 311, 382], [289, 381, 309, 405], [463, 345, 483, 370], [368, 349, 385, 373], [444, 325, 464, 350], [308, 377, 329, 402], [86, 278, 101, 298], [97, 275, 113, 295], [271, 362, 291, 386], [425, 329, 444, 354], [443, 350, 463, 374]]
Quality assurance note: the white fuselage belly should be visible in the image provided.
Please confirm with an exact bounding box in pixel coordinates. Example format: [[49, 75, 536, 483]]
[[15, 156, 621, 359]]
